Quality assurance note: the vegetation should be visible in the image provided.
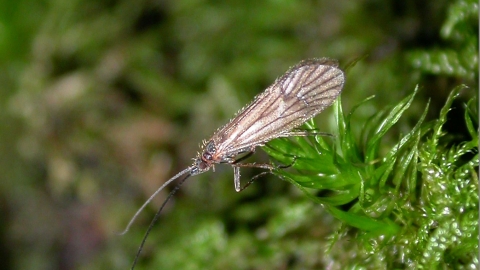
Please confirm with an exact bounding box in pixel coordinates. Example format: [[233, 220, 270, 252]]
[[0, 0, 477, 269]]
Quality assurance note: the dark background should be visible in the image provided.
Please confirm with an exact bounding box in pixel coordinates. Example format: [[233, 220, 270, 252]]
[[0, 0, 477, 269]]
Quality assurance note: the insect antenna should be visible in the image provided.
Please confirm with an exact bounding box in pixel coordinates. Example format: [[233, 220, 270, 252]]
[[118, 166, 193, 236], [130, 173, 191, 269]]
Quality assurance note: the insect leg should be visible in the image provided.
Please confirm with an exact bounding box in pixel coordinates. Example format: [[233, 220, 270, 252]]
[[233, 166, 241, 192], [279, 130, 333, 137], [236, 171, 270, 192], [230, 148, 296, 192], [233, 163, 274, 169], [233, 155, 298, 192], [231, 151, 254, 164], [277, 155, 298, 169], [232, 162, 274, 192]]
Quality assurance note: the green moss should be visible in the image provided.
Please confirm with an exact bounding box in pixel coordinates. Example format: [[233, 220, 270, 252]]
[[0, 0, 477, 269], [265, 84, 477, 268]]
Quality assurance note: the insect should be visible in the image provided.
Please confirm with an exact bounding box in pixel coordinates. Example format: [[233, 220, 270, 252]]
[[123, 58, 345, 269]]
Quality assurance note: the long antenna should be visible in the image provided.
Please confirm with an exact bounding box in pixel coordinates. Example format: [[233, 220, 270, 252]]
[[119, 166, 193, 235], [131, 173, 191, 270]]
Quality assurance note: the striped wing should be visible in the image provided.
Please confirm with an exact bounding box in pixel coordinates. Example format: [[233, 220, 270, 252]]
[[211, 58, 345, 156]]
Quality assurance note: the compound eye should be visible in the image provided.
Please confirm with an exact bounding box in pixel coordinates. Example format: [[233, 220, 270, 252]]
[[203, 152, 213, 160]]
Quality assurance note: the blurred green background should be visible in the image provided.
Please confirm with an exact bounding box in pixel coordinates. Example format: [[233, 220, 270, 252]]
[[0, 0, 477, 269]]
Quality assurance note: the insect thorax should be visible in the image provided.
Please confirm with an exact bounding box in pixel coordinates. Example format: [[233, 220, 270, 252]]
[[200, 140, 216, 161]]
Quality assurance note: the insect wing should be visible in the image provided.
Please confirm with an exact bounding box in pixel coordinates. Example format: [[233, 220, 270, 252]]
[[211, 58, 344, 156]]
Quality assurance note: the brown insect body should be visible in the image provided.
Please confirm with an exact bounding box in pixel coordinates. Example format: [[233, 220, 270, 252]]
[[126, 58, 345, 269], [192, 58, 344, 190]]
